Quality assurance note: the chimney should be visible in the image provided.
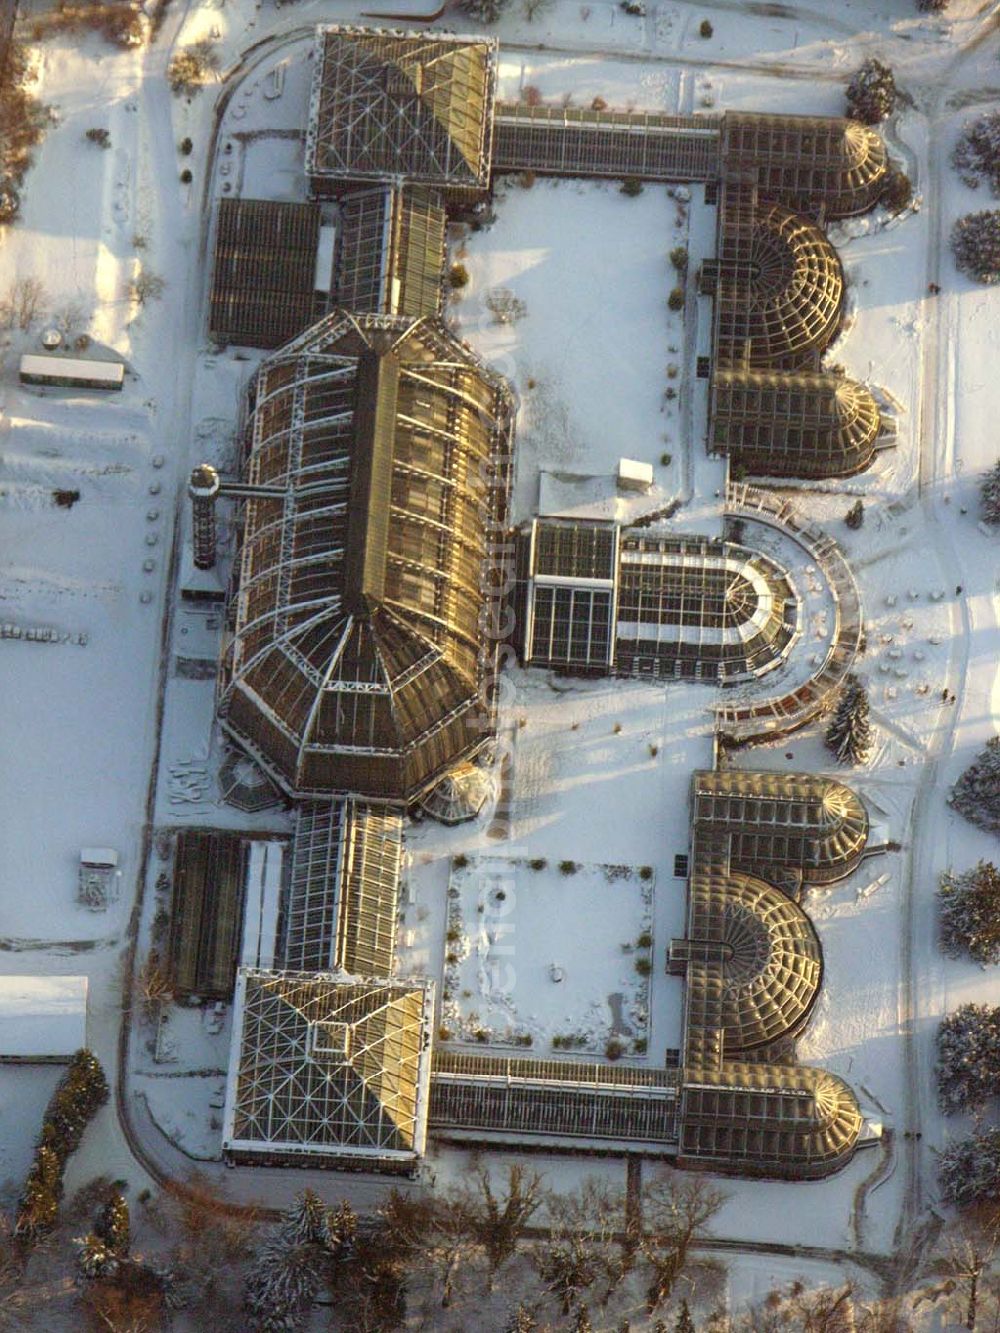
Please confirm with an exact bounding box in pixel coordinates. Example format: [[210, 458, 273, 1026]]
[[188, 464, 221, 570]]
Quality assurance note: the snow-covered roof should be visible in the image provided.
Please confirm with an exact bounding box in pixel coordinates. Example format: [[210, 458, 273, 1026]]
[[0, 976, 87, 1060]]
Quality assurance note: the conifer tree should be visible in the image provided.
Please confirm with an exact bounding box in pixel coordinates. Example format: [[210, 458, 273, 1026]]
[[939, 861, 1000, 962], [824, 674, 872, 765], [950, 736, 1000, 832], [846, 59, 897, 124], [676, 1298, 697, 1333], [953, 211, 1000, 284], [981, 459, 1000, 524]]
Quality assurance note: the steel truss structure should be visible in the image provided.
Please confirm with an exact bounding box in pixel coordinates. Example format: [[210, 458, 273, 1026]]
[[520, 519, 800, 683], [282, 800, 403, 978], [336, 186, 446, 320], [202, 25, 900, 1178], [306, 27, 498, 195], [218, 311, 514, 802], [669, 769, 873, 1178], [222, 968, 434, 1170], [709, 368, 889, 479]]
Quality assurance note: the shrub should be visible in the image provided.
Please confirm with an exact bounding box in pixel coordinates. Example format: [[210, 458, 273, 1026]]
[[845, 498, 864, 529], [85, 127, 110, 149], [636, 931, 653, 949], [660, 452, 672, 466], [667, 287, 684, 311], [620, 176, 644, 197], [638, 865, 654, 881], [453, 853, 469, 869], [633, 1037, 647, 1054], [529, 857, 548, 871], [485, 288, 527, 324], [518, 169, 536, 188], [634, 956, 652, 977], [558, 860, 578, 876], [167, 41, 219, 96], [669, 245, 688, 272], [53, 488, 81, 508], [605, 1038, 625, 1061], [130, 269, 166, 305], [448, 262, 470, 289], [699, 18, 713, 37], [882, 169, 914, 214], [179, 136, 193, 155], [179, 168, 192, 184]]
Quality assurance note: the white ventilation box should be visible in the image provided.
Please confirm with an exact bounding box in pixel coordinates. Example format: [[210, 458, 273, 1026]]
[[617, 458, 653, 492]]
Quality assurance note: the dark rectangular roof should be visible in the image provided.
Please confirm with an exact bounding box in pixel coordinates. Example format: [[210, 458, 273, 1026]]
[[209, 199, 326, 349]]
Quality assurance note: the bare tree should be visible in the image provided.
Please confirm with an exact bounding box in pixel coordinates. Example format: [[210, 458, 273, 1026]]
[[532, 1179, 628, 1317], [135, 952, 172, 1024], [918, 1217, 1000, 1330], [53, 299, 88, 341], [129, 269, 165, 307], [0, 276, 46, 330], [640, 1174, 727, 1312], [470, 1165, 544, 1291]]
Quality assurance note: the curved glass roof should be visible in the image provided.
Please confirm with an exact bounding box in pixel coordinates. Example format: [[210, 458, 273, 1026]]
[[710, 369, 883, 479], [219, 312, 513, 802]]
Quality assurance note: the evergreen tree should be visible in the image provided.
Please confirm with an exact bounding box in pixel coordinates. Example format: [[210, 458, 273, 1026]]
[[954, 109, 1000, 195], [15, 1049, 108, 1243], [846, 59, 897, 124], [504, 1305, 538, 1333], [244, 1236, 320, 1333], [676, 1298, 697, 1333], [981, 459, 1000, 524], [939, 1128, 1000, 1207], [950, 736, 1000, 832], [94, 1190, 130, 1255], [824, 674, 872, 765], [459, 0, 511, 20], [74, 1234, 120, 1285], [953, 211, 1000, 284], [937, 1003, 1000, 1113], [939, 861, 1000, 963], [279, 1189, 330, 1249]]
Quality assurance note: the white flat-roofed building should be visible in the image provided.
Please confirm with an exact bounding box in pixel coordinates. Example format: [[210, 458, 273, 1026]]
[[19, 354, 124, 390], [0, 976, 88, 1062]]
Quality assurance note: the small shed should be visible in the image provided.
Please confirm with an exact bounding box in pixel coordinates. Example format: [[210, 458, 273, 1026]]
[[0, 976, 88, 1062]]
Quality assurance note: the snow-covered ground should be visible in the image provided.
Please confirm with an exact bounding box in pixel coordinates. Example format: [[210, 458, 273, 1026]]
[[0, 3, 998, 1320]]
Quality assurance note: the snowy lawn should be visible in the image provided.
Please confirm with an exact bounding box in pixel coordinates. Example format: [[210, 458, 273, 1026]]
[[439, 854, 653, 1057], [451, 178, 688, 520]]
